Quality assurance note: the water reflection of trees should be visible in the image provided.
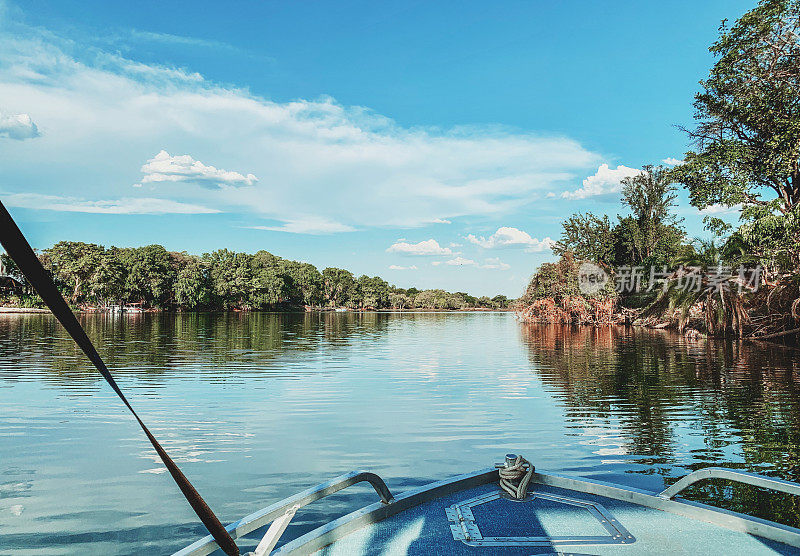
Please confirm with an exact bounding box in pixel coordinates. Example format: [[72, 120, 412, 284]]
[[0, 312, 394, 387], [519, 323, 800, 525]]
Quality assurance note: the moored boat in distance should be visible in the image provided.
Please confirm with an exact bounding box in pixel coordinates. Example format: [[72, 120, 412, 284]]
[[105, 303, 144, 313]]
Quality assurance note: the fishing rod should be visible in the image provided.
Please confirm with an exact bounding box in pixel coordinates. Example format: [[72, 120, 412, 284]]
[[0, 201, 240, 556]]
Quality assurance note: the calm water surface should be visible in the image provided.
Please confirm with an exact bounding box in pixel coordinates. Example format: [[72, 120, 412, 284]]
[[1, 312, 799, 554]]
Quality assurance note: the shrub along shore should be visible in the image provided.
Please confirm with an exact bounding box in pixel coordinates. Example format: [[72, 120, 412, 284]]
[[0, 242, 511, 312]]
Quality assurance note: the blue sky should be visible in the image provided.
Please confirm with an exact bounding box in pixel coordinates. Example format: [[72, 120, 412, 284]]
[[0, 0, 752, 296]]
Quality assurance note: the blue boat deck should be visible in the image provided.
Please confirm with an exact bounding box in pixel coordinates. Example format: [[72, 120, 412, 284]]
[[312, 482, 799, 555]]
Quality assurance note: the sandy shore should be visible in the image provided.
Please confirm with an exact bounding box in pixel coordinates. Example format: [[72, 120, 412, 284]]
[[0, 307, 51, 314]]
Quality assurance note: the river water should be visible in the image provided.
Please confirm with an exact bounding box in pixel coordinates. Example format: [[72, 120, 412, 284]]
[[0, 312, 798, 554]]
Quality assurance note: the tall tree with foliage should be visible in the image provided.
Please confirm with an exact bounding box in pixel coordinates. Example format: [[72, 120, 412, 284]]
[[206, 249, 253, 309], [43, 241, 105, 303], [492, 295, 511, 309], [1, 250, 32, 295], [175, 256, 210, 309], [674, 0, 800, 269], [121, 245, 175, 306], [279, 260, 323, 306], [554, 166, 686, 268], [322, 267, 356, 307], [553, 213, 615, 266], [250, 250, 286, 307], [389, 291, 412, 308], [357, 275, 390, 308], [89, 248, 126, 305], [616, 165, 685, 265], [522, 252, 583, 304]]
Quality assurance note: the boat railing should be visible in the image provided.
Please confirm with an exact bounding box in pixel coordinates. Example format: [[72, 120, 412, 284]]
[[659, 467, 800, 500], [174, 465, 800, 556], [173, 471, 394, 556]]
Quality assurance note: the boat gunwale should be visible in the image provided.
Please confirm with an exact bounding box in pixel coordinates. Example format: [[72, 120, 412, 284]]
[[172, 470, 406, 556], [174, 467, 800, 556]]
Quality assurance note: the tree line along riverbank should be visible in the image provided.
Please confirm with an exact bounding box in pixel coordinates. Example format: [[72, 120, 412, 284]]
[[517, 1, 800, 344], [0, 242, 512, 312]]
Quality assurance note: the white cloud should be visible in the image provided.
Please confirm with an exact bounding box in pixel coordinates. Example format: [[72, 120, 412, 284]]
[[561, 163, 642, 199], [388, 264, 418, 270], [662, 157, 683, 166], [138, 150, 258, 188], [482, 257, 511, 270], [0, 111, 39, 140], [386, 239, 454, 256], [467, 226, 554, 252], [101, 29, 269, 62], [432, 256, 510, 269], [127, 30, 238, 51], [699, 203, 741, 215], [0, 24, 601, 233], [248, 216, 355, 234], [433, 256, 477, 266], [3, 193, 219, 214]]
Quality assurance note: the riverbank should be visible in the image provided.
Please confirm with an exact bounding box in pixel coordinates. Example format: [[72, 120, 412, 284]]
[[2, 242, 514, 312], [515, 289, 800, 346], [0, 304, 512, 315], [517, 251, 800, 344]]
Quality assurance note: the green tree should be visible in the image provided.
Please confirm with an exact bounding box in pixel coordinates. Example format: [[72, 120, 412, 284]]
[[389, 291, 412, 309], [322, 267, 356, 307], [120, 245, 176, 307], [414, 289, 454, 309], [281, 261, 323, 306], [455, 292, 476, 307], [521, 252, 582, 304], [357, 275, 390, 308], [674, 0, 800, 269], [616, 165, 685, 265], [554, 213, 616, 266], [175, 257, 210, 309], [413, 289, 437, 309], [206, 249, 252, 309], [250, 251, 286, 308], [1, 250, 34, 297], [1, 252, 19, 280], [43, 241, 105, 303], [89, 248, 126, 305], [492, 294, 510, 308]]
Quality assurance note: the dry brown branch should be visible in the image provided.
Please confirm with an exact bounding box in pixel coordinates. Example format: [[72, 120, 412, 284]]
[[748, 327, 800, 340]]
